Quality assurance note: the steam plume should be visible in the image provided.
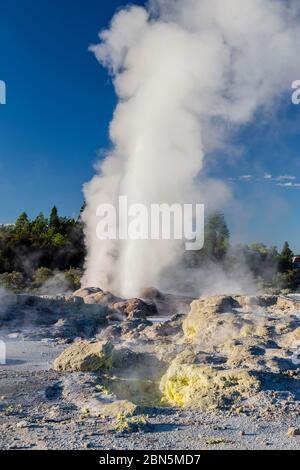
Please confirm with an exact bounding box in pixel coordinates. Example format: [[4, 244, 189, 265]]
[[82, 0, 300, 297]]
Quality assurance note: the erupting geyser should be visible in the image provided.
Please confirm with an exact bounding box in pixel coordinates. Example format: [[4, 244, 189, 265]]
[[82, 0, 300, 297]]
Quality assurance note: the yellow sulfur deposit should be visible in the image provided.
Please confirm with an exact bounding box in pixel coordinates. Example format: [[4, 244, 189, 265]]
[[100, 400, 137, 418], [239, 323, 269, 338], [182, 295, 239, 340], [53, 340, 114, 372], [160, 363, 260, 410]]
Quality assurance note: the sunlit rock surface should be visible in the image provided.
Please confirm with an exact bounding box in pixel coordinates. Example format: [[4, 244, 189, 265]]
[[2, 291, 300, 417], [53, 340, 114, 372], [46, 293, 300, 416]]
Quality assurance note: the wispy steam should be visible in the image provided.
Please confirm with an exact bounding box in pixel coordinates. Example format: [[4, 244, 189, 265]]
[[82, 0, 300, 297]]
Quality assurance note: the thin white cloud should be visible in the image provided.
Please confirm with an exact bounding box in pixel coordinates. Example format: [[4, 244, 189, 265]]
[[276, 175, 296, 181], [229, 173, 299, 188], [277, 182, 300, 189], [277, 182, 293, 187], [239, 175, 252, 181]]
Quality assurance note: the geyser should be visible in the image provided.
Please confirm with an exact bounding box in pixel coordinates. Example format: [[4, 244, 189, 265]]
[[82, 0, 300, 297]]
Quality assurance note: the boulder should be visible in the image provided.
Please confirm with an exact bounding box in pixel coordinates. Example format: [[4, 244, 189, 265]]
[[160, 352, 260, 410], [276, 296, 300, 311], [140, 288, 194, 316], [99, 400, 137, 418], [139, 315, 184, 342], [84, 291, 121, 306], [72, 287, 103, 298], [279, 326, 300, 348], [287, 427, 300, 437], [53, 340, 114, 372], [139, 287, 165, 301], [182, 295, 240, 340], [234, 295, 277, 309], [72, 287, 121, 307], [113, 298, 158, 320], [98, 319, 152, 340]]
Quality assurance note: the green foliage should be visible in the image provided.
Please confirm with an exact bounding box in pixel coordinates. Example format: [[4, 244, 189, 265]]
[[0, 252, 10, 272], [49, 206, 60, 230], [0, 271, 24, 292], [64, 267, 81, 291], [204, 211, 230, 260], [286, 269, 299, 290], [0, 205, 299, 295], [31, 213, 48, 236], [272, 272, 287, 290], [14, 212, 30, 240], [245, 243, 279, 285], [278, 241, 294, 273], [0, 206, 85, 289], [272, 269, 299, 291], [33, 267, 52, 287], [52, 233, 66, 247], [249, 242, 270, 256], [184, 211, 230, 268]]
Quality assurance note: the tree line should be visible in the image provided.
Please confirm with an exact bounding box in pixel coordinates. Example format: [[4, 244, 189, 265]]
[[0, 208, 299, 293], [0, 206, 85, 292], [184, 211, 300, 293]]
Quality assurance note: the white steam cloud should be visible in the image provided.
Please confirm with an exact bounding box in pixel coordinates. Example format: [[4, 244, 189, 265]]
[[82, 0, 300, 297]]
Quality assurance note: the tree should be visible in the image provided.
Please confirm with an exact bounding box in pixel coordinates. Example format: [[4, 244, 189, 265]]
[[0, 206, 85, 286], [52, 233, 66, 247], [204, 212, 230, 260], [0, 271, 25, 292], [272, 269, 299, 291], [249, 242, 269, 256], [286, 269, 300, 290], [64, 267, 81, 290], [14, 212, 30, 239], [0, 252, 10, 273], [49, 206, 60, 231], [79, 201, 86, 220], [279, 241, 293, 273], [33, 267, 52, 287], [31, 213, 48, 237]]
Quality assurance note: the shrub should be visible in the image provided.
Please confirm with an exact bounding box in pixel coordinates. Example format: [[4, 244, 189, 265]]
[[32, 267, 52, 287], [0, 271, 25, 292], [64, 267, 81, 291]]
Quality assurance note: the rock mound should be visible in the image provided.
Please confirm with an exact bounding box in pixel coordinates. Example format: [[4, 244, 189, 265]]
[[72, 287, 121, 306], [160, 359, 260, 410], [50, 293, 300, 415], [182, 295, 239, 340], [113, 298, 158, 320], [53, 340, 114, 372], [0, 294, 108, 340]]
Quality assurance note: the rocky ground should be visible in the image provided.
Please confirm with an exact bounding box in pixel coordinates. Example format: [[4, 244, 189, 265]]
[[1, 289, 300, 450]]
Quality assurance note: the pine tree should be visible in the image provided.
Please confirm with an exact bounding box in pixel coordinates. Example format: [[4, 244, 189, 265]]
[[204, 211, 230, 260], [31, 213, 48, 236], [14, 212, 30, 239], [49, 206, 60, 230], [279, 241, 293, 273]]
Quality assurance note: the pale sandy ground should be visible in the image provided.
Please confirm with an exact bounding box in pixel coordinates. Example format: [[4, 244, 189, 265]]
[[1, 336, 300, 450]]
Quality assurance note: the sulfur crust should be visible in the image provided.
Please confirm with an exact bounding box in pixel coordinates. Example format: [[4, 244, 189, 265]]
[[160, 363, 260, 409]]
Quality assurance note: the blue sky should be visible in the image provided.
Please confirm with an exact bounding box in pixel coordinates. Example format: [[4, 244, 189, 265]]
[[0, 0, 300, 251], [0, 0, 143, 220]]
